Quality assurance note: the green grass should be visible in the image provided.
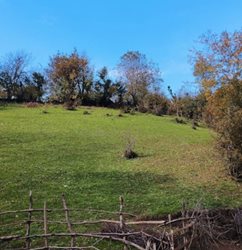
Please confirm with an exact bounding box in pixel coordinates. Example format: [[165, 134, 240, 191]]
[[1, 104, 242, 217]]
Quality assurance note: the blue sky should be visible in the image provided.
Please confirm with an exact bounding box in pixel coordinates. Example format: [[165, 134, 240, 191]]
[[0, 0, 241, 92]]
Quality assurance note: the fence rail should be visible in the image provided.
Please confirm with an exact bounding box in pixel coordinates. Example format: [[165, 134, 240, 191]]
[[0, 192, 216, 250]]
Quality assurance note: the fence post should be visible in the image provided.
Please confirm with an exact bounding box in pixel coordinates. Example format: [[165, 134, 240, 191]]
[[168, 214, 174, 250], [119, 196, 127, 250], [182, 202, 187, 250], [43, 201, 48, 248], [25, 190, 33, 249], [62, 194, 76, 248]]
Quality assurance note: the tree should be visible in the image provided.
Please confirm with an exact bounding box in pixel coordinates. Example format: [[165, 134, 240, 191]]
[[140, 92, 169, 115], [168, 86, 207, 120], [76, 56, 93, 105], [94, 67, 124, 107], [0, 51, 29, 101], [47, 50, 93, 109], [168, 86, 181, 117], [32, 72, 46, 101], [191, 30, 242, 179], [118, 51, 162, 107], [21, 72, 46, 102]]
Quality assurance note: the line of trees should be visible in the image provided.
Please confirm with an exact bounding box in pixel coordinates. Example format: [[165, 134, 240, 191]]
[[0, 49, 206, 119], [0, 50, 167, 111]]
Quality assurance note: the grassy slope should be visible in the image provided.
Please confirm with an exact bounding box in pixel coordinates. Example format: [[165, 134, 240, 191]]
[[0, 105, 242, 216]]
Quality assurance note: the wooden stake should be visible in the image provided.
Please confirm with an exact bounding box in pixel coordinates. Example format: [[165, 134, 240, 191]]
[[119, 196, 127, 250], [168, 214, 174, 250], [43, 202, 48, 248], [26, 190, 33, 249], [62, 194, 76, 248], [182, 202, 187, 250]]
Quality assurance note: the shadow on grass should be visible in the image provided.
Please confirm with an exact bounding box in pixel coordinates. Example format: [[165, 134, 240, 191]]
[[67, 170, 176, 195]]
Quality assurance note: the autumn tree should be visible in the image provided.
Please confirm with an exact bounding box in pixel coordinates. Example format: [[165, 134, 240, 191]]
[[192, 30, 242, 179], [118, 51, 162, 107], [47, 50, 93, 109]]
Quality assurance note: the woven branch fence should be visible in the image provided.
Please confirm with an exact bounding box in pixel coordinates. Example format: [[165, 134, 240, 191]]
[[1, 192, 241, 250]]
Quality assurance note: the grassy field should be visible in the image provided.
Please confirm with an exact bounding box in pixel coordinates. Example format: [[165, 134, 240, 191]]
[[1, 104, 242, 217]]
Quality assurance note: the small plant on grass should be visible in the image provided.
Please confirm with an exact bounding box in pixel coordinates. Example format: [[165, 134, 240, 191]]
[[129, 108, 136, 115], [192, 119, 197, 130], [123, 135, 138, 159], [42, 109, 48, 114], [64, 99, 77, 111], [42, 104, 49, 114], [175, 117, 186, 124], [83, 110, 91, 115]]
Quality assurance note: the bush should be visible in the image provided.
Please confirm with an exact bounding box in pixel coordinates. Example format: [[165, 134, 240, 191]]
[[217, 109, 242, 180], [152, 106, 164, 116], [26, 102, 39, 108], [123, 135, 138, 159], [83, 110, 91, 115], [64, 99, 78, 110], [175, 117, 186, 124], [137, 105, 148, 113], [140, 93, 169, 116], [121, 106, 131, 113], [129, 108, 136, 115]]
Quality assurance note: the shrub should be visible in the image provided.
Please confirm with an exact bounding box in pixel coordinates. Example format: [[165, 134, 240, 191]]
[[217, 109, 242, 180], [121, 106, 131, 113], [137, 105, 147, 113], [64, 99, 77, 110], [141, 93, 169, 116], [175, 117, 186, 124], [129, 108, 136, 115], [83, 110, 91, 115], [123, 135, 138, 159], [26, 102, 39, 108]]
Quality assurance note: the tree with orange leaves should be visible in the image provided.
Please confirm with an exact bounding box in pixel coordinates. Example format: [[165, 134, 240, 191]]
[[47, 50, 93, 109], [191, 30, 242, 179]]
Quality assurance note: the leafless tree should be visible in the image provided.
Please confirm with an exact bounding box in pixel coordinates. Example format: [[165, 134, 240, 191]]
[[117, 51, 162, 107], [0, 51, 30, 101]]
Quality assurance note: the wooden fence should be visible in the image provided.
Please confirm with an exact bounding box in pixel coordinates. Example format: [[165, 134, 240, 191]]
[[0, 192, 205, 250]]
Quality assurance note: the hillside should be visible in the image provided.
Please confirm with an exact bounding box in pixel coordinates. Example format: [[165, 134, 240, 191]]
[[0, 105, 242, 215]]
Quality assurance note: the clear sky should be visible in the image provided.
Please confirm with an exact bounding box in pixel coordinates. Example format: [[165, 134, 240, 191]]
[[0, 0, 241, 92]]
